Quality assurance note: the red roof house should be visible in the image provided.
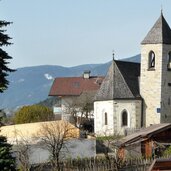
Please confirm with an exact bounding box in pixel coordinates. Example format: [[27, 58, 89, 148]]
[[49, 71, 104, 124], [49, 72, 104, 97]]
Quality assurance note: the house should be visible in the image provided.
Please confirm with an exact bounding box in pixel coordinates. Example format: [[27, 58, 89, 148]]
[[94, 12, 171, 135], [49, 71, 104, 125], [117, 123, 171, 159]]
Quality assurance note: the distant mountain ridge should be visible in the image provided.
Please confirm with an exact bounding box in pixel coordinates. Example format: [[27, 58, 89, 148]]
[[0, 54, 140, 109]]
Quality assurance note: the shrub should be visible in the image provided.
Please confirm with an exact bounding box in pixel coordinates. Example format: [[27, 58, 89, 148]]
[[14, 105, 54, 124]]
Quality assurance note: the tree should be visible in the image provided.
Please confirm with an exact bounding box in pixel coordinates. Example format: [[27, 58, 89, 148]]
[[0, 136, 16, 171], [0, 19, 16, 170], [64, 91, 95, 130], [37, 121, 78, 171], [163, 145, 171, 157], [0, 20, 15, 92], [13, 129, 32, 171], [96, 132, 124, 170], [14, 105, 54, 124], [0, 109, 6, 126]]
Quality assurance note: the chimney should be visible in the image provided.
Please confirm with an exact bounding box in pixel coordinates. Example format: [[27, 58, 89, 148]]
[[83, 70, 91, 79]]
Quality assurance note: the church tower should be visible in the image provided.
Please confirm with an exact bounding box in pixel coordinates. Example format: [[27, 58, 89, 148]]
[[140, 13, 171, 127]]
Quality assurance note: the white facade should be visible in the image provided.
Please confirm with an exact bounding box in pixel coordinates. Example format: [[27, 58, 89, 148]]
[[94, 100, 142, 136]]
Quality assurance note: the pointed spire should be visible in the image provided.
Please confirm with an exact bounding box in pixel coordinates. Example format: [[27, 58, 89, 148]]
[[112, 50, 115, 61], [161, 4, 163, 15], [141, 13, 171, 44]]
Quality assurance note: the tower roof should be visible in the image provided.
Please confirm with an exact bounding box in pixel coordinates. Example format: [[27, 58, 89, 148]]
[[141, 13, 171, 44], [94, 60, 140, 101]]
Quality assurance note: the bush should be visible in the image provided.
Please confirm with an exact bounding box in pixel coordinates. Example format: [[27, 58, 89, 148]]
[[163, 145, 171, 157], [14, 105, 54, 124]]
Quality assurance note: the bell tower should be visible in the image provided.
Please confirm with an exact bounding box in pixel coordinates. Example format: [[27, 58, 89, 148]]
[[140, 13, 171, 126]]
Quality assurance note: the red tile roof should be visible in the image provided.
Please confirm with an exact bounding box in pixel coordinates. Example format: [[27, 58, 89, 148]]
[[49, 76, 104, 96]]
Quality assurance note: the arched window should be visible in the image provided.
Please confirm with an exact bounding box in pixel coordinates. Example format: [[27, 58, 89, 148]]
[[104, 112, 108, 125], [149, 51, 155, 69], [121, 110, 128, 126], [167, 51, 171, 70]]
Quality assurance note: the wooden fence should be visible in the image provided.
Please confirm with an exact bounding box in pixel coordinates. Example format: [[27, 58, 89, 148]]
[[31, 156, 153, 171]]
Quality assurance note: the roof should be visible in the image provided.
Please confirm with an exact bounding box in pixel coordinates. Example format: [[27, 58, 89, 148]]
[[141, 13, 171, 44], [49, 76, 104, 96], [118, 123, 171, 147], [95, 60, 140, 101]]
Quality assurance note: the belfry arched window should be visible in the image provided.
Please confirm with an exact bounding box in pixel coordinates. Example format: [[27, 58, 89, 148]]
[[149, 51, 155, 69], [121, 110, 128, 126], [167, 51, 171, 70]]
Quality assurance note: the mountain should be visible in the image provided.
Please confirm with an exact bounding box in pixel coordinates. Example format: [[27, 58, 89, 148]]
[[0, 54, 140, 110], [120, 54, 140, 63]]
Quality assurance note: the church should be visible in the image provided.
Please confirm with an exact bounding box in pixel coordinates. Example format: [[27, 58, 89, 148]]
[[94, 13, 171, 135]]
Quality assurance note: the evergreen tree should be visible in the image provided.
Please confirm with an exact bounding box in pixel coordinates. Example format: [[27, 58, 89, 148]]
[[0, 20, 15, 93], [0, 20, 16, 170], [0, 136, 16, 171]]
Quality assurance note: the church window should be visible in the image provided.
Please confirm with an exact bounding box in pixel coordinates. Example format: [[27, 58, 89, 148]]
[[167, 51, 171, 70], [148, 51, 155, 69], [104, 112, 108, 125], [168, 97, 171, 105], [121, 110, 128, 126]]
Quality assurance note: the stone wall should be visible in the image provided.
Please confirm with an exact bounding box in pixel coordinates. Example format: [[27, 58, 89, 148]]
[[161, 45, 171, 123], [140, 44, 171, 126], [140, 44, 162, 126]]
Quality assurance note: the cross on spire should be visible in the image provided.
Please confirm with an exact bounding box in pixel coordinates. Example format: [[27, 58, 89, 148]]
[[112, 50, 115, 61], [161, 4, 163, 15]]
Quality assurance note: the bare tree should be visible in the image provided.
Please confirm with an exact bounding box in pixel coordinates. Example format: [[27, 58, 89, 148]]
[[96, 131, 124, 170], [37, 121, 78, 171], [13, 129, 31, 171], [64, 91, 95, 130]]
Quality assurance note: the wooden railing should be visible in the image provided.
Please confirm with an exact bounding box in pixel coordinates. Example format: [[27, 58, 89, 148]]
[[31, 156, 153, 171]]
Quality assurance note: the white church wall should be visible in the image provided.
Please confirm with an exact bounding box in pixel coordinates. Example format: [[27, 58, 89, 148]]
[[94, 100, 114, 136], [114, 100, 142, 135], [94, 100, 142, 136]]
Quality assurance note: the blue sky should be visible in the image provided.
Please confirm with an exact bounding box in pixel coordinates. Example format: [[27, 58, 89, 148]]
[[1, 0, 171, 68]]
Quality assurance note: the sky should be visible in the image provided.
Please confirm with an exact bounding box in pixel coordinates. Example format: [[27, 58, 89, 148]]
[[1, 0, 171, 69]]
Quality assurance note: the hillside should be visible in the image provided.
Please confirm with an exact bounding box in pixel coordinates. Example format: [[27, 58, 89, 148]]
[[0, 54, 140, 109]]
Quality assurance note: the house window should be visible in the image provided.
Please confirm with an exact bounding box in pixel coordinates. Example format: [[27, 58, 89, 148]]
[[121, 110, 128, 126], [167, 51, 171, 70], [104, 112, 108, 125], [149, 51, 155, 69]]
